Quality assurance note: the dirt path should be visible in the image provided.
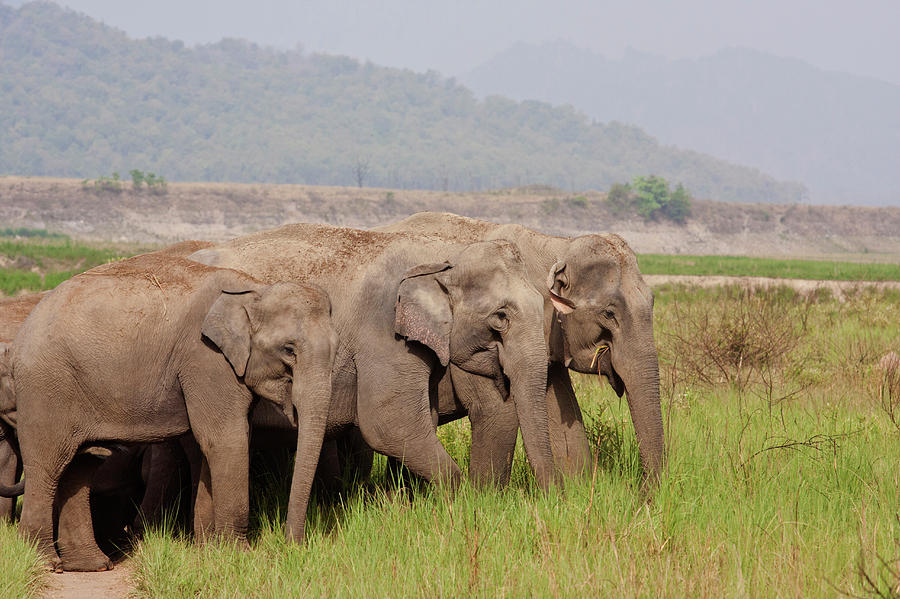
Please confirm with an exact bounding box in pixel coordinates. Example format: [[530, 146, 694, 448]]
[[643, 274, 900, 299], [43, 561, 135, 599]]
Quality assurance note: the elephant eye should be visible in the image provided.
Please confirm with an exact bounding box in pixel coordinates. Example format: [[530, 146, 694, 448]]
[[489, 309, 510, 332], [281, 344, 296, 358]]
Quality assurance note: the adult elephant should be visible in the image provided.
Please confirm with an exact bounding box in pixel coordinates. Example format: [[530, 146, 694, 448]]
[[377, 212, 664, 489], [13, 253, 336, 571], [189, 223, 557, 494]]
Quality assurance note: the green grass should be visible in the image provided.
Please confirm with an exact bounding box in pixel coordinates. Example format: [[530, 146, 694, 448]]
[[0, 231, 135, 295], [1, 238, 898, 596], [0, 522, 47, 598], [125, 285, 900, 598], [637, 254, 900, 281]]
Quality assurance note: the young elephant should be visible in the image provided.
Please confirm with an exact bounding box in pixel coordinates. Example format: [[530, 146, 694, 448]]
[[13, 253, 336, 570]]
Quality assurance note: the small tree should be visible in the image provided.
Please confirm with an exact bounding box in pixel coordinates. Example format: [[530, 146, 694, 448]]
[[353, 156, 370, 188], [662, 183, 692, 224], [129, 169, 145, 189], [605, 182, 632, 215], [631, 175, 669, 220]]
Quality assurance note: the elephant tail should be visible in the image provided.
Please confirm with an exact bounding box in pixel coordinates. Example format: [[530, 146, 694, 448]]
[[0, 477, 23, 497]]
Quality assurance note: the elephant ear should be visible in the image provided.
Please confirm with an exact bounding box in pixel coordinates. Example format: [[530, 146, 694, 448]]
[[547, 261, 576, 314], [394, 262, 453, 366], [201, 289, 259, 377]]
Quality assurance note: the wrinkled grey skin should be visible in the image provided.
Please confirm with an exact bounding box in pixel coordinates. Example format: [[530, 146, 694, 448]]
[[377, 212, 664, 489], [0, 242, 216, 521], [0, 341, 20, 515], [13, 253, 336, 571], [189, 223, 557, 506]]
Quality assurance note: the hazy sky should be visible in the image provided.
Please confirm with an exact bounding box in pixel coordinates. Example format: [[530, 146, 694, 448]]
[[8, 0, 900, 84]]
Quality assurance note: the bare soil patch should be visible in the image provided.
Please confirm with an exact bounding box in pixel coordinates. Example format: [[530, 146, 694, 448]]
[[43, 561, 134, 599]]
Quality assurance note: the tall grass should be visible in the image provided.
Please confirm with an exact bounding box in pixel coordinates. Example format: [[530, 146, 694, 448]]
[[0, 523, 47, 598], [127, 285, 900, 598]]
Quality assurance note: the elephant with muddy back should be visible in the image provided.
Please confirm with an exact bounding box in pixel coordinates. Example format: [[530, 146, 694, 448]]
[[12, 252, 337, 571], [377, 212, 665, 490], [0, 241, 216, 524], [189, 222, 559, 505]]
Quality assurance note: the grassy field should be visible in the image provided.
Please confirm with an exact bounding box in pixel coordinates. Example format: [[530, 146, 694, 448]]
[[638, 254, 900, 281], [1, 238, 898, 597], [0, 231, 138, 295]]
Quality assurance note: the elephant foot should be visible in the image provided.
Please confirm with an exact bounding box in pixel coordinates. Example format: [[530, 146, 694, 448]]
[[59, 551, 114, 572], [48, 556, 64, 574]]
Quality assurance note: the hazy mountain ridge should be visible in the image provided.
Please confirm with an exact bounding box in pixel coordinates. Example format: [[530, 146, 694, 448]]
[[462, 41, 900, 206], [0, 1, 804, 204]]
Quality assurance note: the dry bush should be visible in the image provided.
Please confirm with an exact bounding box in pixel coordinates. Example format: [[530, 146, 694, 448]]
[[661, 286, 811, 392], [875, 352, 900, 433]]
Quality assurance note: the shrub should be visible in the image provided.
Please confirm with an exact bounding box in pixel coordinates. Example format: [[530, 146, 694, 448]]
[[605, 177, 692, 223], [605, 183, 631, 215], [129, 169, 145, 189]]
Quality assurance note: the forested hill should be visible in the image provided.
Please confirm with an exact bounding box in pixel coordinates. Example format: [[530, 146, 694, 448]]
[[463, 41, 900, 206], [0, 2, 805, 203]]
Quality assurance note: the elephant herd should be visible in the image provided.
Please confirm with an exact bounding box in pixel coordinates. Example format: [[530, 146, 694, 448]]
[[0, 211, 664, 572]]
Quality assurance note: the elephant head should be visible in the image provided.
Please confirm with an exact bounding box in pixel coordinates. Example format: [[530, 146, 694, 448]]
[[201, 280, 337, 542], [394, 240, 557, 488], [546, 234, 664, 488]]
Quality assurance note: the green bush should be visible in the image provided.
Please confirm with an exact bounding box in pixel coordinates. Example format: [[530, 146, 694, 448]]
[[130, 169, 145, 189], [604, 176, 692, 223]]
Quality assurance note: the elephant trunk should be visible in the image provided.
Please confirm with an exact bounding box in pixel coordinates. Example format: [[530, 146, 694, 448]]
[[284, 367, 332, 544], [502, 327, 557, 490], [0, 477, 23, 497], [618, 346, 665, 492]]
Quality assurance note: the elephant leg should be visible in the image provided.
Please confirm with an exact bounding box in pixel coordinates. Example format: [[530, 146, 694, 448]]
[[546, 363, 590, 476], [56, 454, 113, 572], [468, 403, 518, 488], [0, 427, 18, 521], [450, 365, 518, 487], [356, 355, 462, 488], [136, 441, 186, 533], [313, 440, 342, 498], [178, 434, 203, 534], [192, 455, 214, 543], [362, 397, 461, 488], [193, 422, 250, 542], [19, 440, 80, 569], [335, 427, 374, 488]]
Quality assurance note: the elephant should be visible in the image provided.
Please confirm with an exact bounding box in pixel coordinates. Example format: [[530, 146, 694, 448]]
[[12, 252, 337, 571], [1, 293, 48, 519], [188, 222, 558, 502], [376, 212, 664, 490], [0, 241, 216, 525]]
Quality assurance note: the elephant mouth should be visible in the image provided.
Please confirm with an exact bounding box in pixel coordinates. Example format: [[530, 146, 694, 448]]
[[590, 344, 609, 373]]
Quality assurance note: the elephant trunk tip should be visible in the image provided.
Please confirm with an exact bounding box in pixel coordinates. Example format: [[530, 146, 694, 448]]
[[0, 477, 24, 497]]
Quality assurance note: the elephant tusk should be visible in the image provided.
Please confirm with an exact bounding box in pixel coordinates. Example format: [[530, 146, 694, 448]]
[[590, 344, 609, 371]]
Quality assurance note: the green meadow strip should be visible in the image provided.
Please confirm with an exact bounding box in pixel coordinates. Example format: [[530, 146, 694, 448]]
[[637, 254, 900, 281]]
